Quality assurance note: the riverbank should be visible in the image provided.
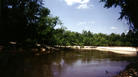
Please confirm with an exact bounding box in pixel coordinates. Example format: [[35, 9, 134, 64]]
[[57, 46, 138, 77], [0, 45, 137, 56], [0, 45, 138, 77], [114, 58, 138, 77], [57, 46, 138, 56]]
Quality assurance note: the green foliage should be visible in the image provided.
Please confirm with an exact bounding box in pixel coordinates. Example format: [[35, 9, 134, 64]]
[[52, 29, 138, 46], [1, 0, 137, 47], [1, 0, 61, 46], [100, 0, 138, 29]]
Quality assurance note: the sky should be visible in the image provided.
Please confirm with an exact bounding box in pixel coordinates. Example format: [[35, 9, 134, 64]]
[[44, 0, 129, 34]]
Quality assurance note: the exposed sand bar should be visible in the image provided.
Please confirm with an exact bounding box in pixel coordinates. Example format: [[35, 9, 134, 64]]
[[58, 46, 138, 56]]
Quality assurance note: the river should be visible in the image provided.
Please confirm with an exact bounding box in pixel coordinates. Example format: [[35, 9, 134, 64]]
[[0, 49, 136, 77]]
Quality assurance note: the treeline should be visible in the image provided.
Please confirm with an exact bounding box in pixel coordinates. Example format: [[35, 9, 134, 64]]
[[1, 0, 138, 47], [1, 0, 61, 47], [50, 29, 138, 46]]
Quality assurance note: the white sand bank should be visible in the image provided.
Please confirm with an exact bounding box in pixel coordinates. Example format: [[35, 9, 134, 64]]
[[92, 47, 137, 56], [58, 46, 138, 56]]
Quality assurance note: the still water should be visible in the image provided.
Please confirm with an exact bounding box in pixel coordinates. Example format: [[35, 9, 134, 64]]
[[25, 50, 135, 77], [0, 50, 135, 77]]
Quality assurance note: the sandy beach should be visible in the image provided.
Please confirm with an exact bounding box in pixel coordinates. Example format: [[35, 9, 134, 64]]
[[58, 46, 138, 56]]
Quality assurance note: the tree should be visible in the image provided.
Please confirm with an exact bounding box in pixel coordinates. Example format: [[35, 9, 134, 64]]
[[36, 10, 61, 45], [1, 0, 61, 46], [1, 0, 44, 44], [100, 0, 138, 29]]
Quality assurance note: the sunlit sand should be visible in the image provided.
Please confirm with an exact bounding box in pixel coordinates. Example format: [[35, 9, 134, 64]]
[[59, 46, 138, 56]]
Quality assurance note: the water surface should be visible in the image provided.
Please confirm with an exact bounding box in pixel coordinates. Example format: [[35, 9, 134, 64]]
[[24, 50, 134, 77], [0, 50, 135, 77]]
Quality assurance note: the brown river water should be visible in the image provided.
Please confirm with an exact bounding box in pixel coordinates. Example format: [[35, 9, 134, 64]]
[[0, 50, 136, 77]]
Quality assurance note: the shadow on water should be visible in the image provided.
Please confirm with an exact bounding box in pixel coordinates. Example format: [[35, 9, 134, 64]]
[[0, 50, 137, 77], [0, 53, 24, 77]]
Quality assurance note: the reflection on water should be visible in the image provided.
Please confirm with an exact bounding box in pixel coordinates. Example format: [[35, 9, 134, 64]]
[[0, 50, 136, 77]]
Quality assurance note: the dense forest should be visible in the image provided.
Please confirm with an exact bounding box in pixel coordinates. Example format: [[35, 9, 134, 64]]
[[0, 0, 138, 48], [50, 28, 138, 46]]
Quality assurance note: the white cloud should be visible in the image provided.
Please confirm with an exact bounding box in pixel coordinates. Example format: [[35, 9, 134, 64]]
[[77, 4, 89, 9], [80, 0, 90, 4], [64, 0, 92, 9], [64, 0, 81, 5], [111, 26, 118, 30]]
